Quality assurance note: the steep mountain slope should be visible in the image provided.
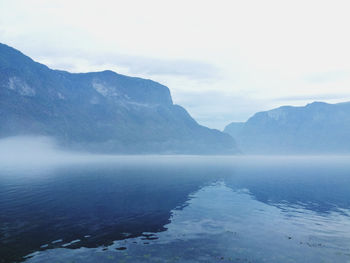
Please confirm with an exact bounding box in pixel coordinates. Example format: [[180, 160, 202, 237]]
[[0, 43, 237, 154], [224, 102, 350, 154]]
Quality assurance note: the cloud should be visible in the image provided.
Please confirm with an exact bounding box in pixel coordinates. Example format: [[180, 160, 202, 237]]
[[274, 93, 350, 102], [303, 71, 350, 84], [35, 51, 220, 80]]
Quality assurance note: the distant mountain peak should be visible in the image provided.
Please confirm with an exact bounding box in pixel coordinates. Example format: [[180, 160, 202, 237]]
[[306, 101, 329, 107], [224, 101, 350, 154]]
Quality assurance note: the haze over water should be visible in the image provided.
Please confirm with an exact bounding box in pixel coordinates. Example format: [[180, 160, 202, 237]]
[[1, 140, 350, 263]]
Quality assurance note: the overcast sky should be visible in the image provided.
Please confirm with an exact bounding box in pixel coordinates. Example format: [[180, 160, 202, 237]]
[[1, 0, 350, 129]]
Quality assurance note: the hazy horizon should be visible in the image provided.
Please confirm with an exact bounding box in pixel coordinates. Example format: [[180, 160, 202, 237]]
[[1, 137, 350, 166]]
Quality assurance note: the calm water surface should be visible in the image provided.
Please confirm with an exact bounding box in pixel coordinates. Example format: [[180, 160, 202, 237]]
[[1, 156, 350, 263]]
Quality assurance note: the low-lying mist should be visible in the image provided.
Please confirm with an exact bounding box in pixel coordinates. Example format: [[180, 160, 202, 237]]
[[0, 136, 83, 167], [1, 136, 350, 171], [0, 136, 149, 168], [0, 136, 236, 169]]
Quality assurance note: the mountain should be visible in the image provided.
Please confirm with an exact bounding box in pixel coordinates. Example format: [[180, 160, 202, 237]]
[[224, 101, 350, 154], [0, 43, 237, 154]]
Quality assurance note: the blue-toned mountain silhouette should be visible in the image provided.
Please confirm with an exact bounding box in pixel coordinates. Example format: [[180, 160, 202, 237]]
[[224, 102, 350, 154], [0, 43, 237, 154]]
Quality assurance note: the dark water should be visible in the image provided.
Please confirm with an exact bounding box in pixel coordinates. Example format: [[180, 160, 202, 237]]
[[1, 156, 350, 263]]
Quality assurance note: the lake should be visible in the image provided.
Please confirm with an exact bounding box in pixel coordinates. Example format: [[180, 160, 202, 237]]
[[1, 156, 350, 263]]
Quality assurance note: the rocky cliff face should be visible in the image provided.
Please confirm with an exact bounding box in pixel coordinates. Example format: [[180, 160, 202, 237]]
[[224, 102, 350, 154], [0, 43, 237, 154]]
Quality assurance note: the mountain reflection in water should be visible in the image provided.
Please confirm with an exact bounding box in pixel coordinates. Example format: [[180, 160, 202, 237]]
[[1, 156, 350, 263]]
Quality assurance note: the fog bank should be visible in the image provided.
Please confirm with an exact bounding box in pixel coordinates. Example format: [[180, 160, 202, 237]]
[[0, 136, 81, 167], [1, 136, 350, 171]]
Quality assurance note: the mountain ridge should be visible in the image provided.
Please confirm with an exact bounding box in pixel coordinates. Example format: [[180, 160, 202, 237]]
[[224, 101, 350, 154], [0, 43, 238, 154]]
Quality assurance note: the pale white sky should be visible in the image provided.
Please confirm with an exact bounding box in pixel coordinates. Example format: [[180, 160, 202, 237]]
[[1, 0, 350, 129]]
